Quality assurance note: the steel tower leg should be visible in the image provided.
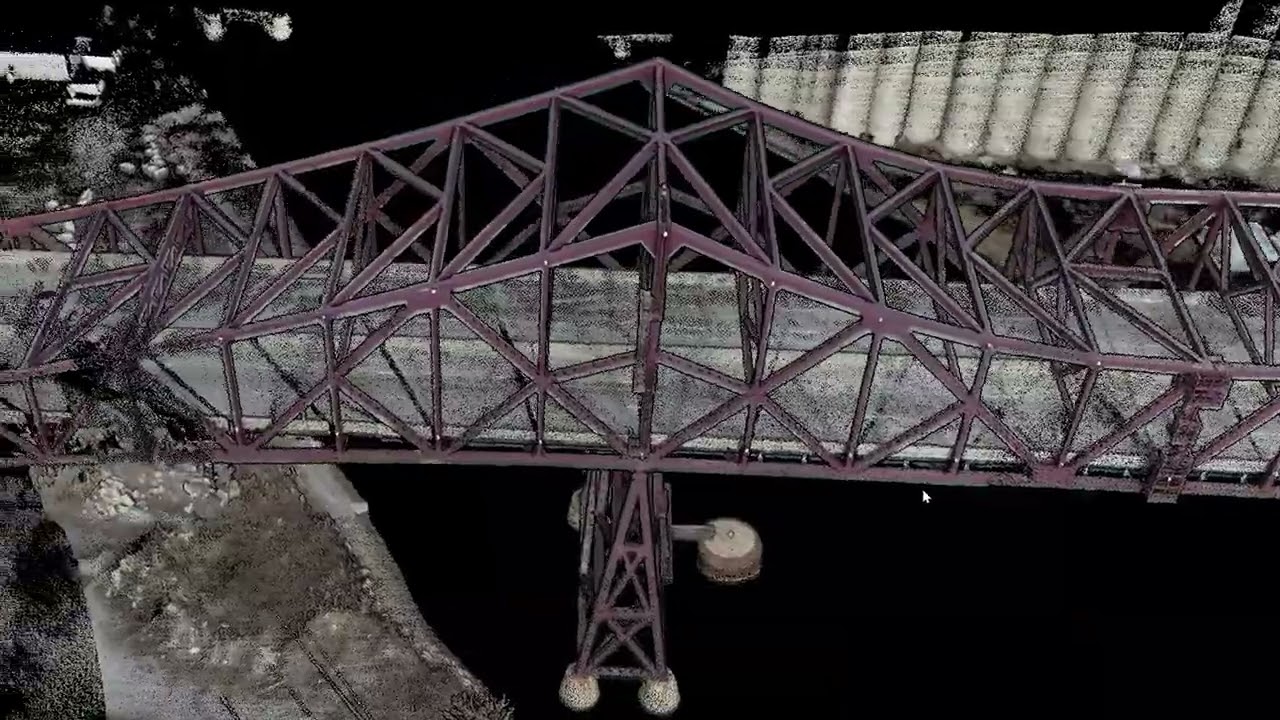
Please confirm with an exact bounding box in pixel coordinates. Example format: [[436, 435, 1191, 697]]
[[561, 470, 677, 715]]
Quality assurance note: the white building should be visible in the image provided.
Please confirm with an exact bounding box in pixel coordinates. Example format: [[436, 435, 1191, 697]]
[[2, 38, 123, 108]]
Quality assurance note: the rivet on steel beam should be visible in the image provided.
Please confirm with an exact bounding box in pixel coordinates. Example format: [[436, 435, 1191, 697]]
[[769, 280, 776, 287], [877, 317, 883, 322], [543, 260, 549, 266], [1095, 361, 1102, 366], [662, 231, 668, 238], [430, 289, 437, 294]]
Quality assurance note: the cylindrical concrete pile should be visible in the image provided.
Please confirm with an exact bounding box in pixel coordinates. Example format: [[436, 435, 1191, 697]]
[[696, 518, 762, 584]]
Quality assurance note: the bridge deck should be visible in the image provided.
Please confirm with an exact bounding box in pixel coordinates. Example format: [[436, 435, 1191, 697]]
[[0, 251, 1270, 476]]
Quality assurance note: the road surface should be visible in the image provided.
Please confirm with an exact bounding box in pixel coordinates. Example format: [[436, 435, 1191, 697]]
[[0, 250, 1273, 474]]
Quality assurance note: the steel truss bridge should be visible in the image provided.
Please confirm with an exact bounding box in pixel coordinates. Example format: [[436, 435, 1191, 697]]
[[5, 58, 1280, 707]]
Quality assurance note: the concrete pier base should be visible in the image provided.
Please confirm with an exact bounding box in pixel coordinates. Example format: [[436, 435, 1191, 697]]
[[696, 518, 763, 585], [638, 671, 680, 716], [559, 665, 600, 712]]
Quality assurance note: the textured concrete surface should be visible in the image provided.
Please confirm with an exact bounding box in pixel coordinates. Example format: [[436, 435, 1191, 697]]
[[0, 262, 1272, 474], [26, 461, 500, 719], [718, 24, 1280, 187]]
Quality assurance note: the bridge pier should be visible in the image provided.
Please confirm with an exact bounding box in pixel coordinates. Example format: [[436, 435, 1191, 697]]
[[564, 470, 760, 714]]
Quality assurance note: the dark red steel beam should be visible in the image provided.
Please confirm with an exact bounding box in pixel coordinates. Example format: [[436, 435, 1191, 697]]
[[2, 59, 1280, 500]]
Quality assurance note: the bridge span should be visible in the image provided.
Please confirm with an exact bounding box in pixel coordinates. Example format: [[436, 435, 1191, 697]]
[[1, 58, 1279, 500], [0, 249, 1275, 485], [6, 57, 1280, 712]]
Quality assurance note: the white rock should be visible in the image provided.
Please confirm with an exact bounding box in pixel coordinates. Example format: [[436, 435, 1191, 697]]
[[56, 232, 75, 244], [142, 133, 156, 143], [267, 14, 292, 41], [44, 199, 59, 211], [144, 146, 159, 158], [118, 162, 136, 175], [1116, 161, 1142, 179], [202, 16, 227, 41], [152, 167, 170, 182], [77, 188, 94, 205], [61, 221, 75, 234]]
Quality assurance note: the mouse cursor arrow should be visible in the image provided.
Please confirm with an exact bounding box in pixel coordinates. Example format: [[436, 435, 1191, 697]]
[[922, 491, 931, 503]]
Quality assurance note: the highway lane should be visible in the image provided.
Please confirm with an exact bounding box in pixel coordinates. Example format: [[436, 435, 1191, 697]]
[[1, 249, 1269, 354], [0, 250, 1275, 472]]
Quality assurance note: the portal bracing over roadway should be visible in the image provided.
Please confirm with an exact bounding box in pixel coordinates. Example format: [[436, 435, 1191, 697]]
[[4, 57, 1280, 711]]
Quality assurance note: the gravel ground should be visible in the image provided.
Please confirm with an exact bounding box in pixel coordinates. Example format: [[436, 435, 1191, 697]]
[[0, 7, 255, 221], [2, 9, 507, 716], [28, 461, 506, 719], [0, 474, 105, 720]]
